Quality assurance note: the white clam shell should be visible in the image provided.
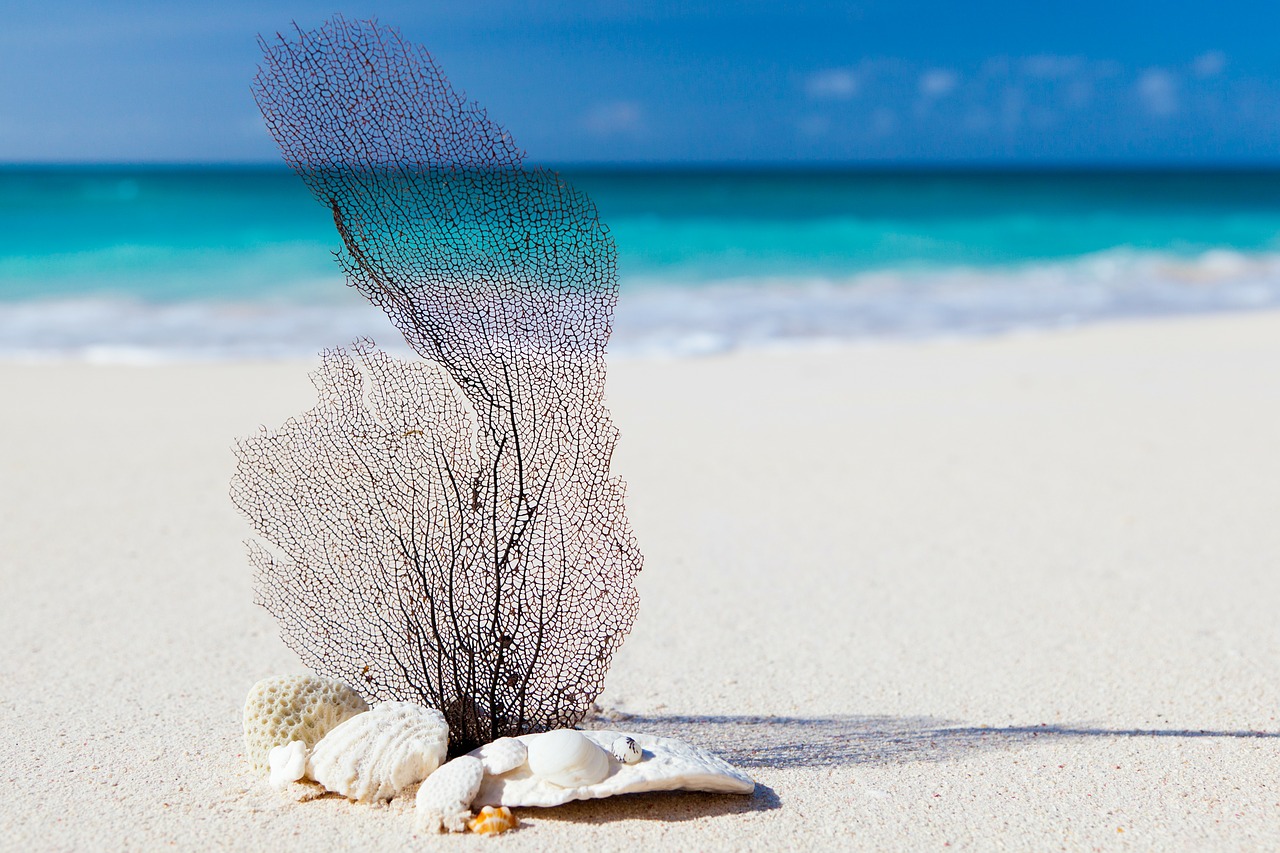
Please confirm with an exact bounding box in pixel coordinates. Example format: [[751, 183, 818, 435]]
[[268, 740, 309, 788], [611, 735, 642, 765], [414, 755, 484, 834], [474, 729, 755, 808], [472, 737, 528, 776], [307, 701, 448, 802], [525, 729, 610, 788]]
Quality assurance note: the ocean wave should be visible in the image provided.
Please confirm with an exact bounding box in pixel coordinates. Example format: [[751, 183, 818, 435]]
[[5, 248, 1280, 362]]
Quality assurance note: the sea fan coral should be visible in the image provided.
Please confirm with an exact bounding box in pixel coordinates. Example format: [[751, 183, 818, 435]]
[[232, 16, 642, 754]]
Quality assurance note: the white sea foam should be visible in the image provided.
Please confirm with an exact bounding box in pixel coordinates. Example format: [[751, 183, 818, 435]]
[[614, 249, 1280, 355], [4, 249, 1280, 363]]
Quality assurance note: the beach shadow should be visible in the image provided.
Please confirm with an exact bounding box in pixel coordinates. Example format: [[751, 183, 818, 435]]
[[587, 710, 1280, 769]]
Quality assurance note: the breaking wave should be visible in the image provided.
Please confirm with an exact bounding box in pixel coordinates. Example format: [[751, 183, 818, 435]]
[[4, 248, 1280, 362]]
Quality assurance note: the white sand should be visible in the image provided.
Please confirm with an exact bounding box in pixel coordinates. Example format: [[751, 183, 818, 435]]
[[4, 311, 1280, 851]]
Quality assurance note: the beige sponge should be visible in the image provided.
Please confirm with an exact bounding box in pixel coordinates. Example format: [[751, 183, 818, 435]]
[[243, 674, 368, 770]]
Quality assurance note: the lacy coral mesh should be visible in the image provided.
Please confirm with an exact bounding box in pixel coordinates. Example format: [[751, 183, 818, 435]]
[[232, 17, 642, 753]]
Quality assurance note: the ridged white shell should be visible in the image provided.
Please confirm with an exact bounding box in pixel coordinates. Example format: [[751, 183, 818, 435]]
[[473, 730, 755, 808], [414, 755, 484, 834], [308, 701, 448, 802], [525, 729, 610, 788]]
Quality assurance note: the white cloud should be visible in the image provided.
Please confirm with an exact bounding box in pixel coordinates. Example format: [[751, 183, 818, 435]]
[[982, 55, 1121, 84], [919, 69, 958, 98], [582, 101, 644, 137], [1028, 106, 1060, 130], [1021, 55, 1082, 78], [1000, 86, 1026, 131], [1064, 79, 1093, 109], [1137, 68, 1179, 116], [870, 108, 898, 136], [805, 68, 860, 100], [981, 57, 1012, 77], [963, 107, 993, 133], [797, 115, 831, 137], [1192, 51, 1226, 78]]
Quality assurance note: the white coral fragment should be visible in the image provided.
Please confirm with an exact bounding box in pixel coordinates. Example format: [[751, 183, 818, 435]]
[[308, 701, 448, 803], [472, 737, 527, 776], [268, 740, 308, 788], [414, 755, 484, 834], [243, 674, 368, 770], [472, 730, 755, 808]]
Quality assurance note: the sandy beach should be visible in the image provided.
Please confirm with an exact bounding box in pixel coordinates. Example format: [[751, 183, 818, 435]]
[[4, 310, 1280, 851]]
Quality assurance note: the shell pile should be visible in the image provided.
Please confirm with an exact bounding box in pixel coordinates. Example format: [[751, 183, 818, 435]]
[[244, 676, 756, 837]]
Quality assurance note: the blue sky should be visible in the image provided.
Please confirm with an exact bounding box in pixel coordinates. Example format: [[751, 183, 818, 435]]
[[3, 0, 1279, 164]]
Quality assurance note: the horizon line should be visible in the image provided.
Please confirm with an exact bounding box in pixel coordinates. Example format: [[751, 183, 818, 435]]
[[5, 159, 1280, 174]]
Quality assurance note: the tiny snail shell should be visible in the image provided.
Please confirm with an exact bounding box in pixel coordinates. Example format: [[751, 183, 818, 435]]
[[611, 736, 642, 765], [469, 805, 518, 835]]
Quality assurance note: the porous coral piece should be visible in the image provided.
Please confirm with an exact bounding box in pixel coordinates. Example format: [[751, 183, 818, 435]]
[[414, 755, 484, 834], [308, 701, 449, 803], [468, 805, 517, 836], [243, 674, 368, 770]]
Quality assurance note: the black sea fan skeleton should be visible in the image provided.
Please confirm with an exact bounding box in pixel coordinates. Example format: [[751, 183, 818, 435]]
[[231, 16, 643, 754]]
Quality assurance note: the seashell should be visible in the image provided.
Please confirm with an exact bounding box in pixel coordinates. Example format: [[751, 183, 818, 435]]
[[308, 701, 448, 802], [474, 729, 755, 808], [268, 740, 309, 788], [472, 737, 527, 776], [414, 755, 484, 834], [611, 735, 642, 764], [468, 805, 517, 835], [525, 729, 611, 788], [243, 674, 369, 770]]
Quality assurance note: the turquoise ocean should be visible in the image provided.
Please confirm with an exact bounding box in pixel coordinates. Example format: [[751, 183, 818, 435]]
[[4, 167, 1280, 360]]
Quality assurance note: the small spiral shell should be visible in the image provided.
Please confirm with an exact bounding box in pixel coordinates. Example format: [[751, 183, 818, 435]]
[[469, 805, 518, 835]]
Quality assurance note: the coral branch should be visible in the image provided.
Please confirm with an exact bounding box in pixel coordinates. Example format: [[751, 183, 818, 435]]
[[233, 16, 642, 754]]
